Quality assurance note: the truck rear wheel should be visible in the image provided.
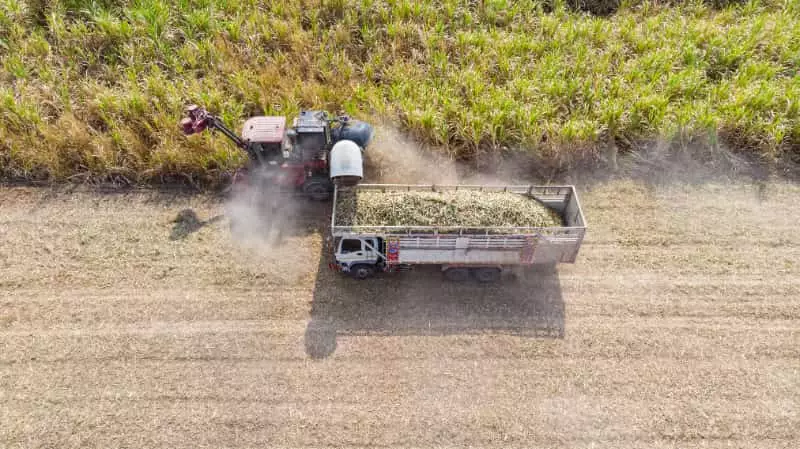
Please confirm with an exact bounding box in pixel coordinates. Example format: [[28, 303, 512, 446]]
[[473, 267, 501, 283], [350, 264, 375, 280], [444, 267, 470, 282]]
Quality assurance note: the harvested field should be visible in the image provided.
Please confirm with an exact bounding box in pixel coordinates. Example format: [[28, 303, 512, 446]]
[[1, 180, 799, 448]]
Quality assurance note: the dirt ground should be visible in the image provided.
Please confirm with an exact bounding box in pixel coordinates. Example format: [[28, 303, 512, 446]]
[[1, 180, 798, 448]]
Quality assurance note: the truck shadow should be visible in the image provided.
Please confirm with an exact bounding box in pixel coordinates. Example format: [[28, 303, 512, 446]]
[[305, 259, 565, 359]]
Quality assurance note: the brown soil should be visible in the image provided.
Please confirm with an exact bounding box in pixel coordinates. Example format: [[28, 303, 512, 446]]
[[1, 180, 798, 448]]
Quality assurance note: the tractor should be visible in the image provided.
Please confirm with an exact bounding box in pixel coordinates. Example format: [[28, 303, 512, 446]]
[[180, 105, 373, 200]]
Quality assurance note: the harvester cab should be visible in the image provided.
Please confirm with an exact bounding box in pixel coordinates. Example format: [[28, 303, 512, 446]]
[[180, 105, 373, 200]]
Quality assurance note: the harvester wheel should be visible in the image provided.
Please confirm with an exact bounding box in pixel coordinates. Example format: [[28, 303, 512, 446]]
[[350, 264, 375, 280], [444, 267, 470, 282], [473, 267, 502, 283], [530, 263, 557, 274], [304, 181, 331, 201]]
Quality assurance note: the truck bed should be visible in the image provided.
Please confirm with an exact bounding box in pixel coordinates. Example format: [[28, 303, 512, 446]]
[[332, 184, 585, 233], [331, 184, 587, 265]]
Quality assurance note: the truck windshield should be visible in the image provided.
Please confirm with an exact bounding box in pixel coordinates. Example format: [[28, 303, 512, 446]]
[[340, 239, 362, 253]]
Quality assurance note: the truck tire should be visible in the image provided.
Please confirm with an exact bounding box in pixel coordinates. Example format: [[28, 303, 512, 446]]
[[350, 264, 375, 280], [473, 267, 501, 283], [444, 267, 470, 282]]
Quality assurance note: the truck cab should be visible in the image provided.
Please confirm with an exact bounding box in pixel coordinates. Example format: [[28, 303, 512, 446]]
[[334, 237, 384, 278]]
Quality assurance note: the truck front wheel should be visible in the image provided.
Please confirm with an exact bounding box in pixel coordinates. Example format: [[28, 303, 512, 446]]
[[350, 264, 375, 280]]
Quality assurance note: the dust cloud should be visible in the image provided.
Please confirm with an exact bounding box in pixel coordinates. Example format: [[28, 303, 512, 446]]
[[367, 124, 791, 190], [364, 124, 546, 186], [223, 168, 308, 252], [221, 167, 326, 285], [364, 125, 460, 184], [221, 126, 786, 251], [601, 138, 772, 187]]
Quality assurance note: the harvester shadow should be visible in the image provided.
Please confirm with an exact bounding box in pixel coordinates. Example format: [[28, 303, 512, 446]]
[[305, 259, 565, 359], [170, 209, 224, 240]]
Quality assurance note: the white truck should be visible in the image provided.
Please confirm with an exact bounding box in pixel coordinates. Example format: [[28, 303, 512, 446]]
[[329, 184, 587, 282]]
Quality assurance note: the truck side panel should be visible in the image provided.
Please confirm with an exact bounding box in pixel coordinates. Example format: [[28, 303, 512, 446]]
[[391, 234, 581, 266], [396, 248, 524, 265]]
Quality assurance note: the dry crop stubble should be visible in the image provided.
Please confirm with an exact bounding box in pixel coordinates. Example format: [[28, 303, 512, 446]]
[[1, 177, 799, 448]]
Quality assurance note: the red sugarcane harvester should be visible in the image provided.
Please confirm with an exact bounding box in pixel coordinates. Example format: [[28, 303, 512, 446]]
[[180, 105, 374, 200]]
